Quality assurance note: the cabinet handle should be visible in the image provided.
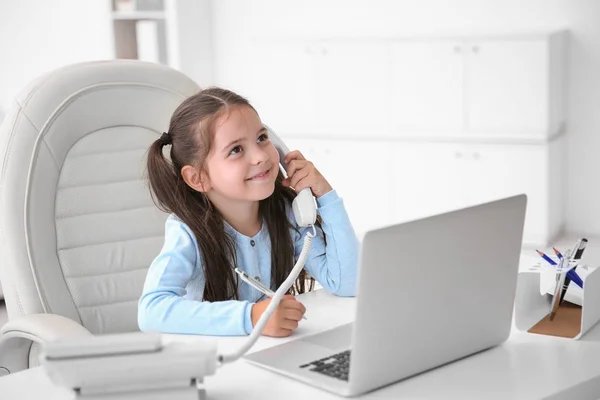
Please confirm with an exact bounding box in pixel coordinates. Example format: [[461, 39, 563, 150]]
[[472, 45, 479, 53]]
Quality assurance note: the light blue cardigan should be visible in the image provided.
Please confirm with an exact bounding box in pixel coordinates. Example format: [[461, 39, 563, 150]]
[[138, 190, 359, 336]]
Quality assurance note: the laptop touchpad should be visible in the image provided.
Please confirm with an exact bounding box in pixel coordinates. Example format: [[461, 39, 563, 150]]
[[300, 323, 353, 351]]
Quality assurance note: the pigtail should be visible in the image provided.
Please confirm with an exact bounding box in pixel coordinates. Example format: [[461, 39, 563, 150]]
[[146, 132, 180, 215]]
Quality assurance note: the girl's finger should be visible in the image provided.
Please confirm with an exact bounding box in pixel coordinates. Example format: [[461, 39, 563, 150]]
[[290, 166, 311, 189], [273, 328, 293, 337], [285, 159, 307, 179], [292, 175, 315, 194], [283, 309, 304, 322], [280, 319, 298, 331], [283, 150, 306, 164]]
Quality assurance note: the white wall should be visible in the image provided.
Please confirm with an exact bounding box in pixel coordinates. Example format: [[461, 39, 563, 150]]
[[211, 0, 600, 237], [0, 0, 113, 114]]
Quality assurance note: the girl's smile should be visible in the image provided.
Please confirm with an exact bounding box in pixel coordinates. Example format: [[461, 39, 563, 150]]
[[246, 164, 276, 181]]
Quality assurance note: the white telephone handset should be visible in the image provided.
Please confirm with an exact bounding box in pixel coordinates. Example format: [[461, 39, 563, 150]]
[[265, 126, 317, 228]]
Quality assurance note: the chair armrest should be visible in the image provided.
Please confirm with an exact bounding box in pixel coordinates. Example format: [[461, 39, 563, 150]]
[[0, 314, 92, 375], [0, 313, 92, 343]]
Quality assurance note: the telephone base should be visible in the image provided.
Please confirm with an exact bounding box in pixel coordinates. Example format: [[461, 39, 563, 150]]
[[73, 382, 205, 400], [40, 332, 217, 400]]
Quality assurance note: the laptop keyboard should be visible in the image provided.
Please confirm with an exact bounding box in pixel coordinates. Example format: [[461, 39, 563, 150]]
[[299, 350, 351, 381]]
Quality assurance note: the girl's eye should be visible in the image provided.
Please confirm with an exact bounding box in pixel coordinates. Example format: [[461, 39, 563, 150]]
[[229, 146, 242, 156], [257, 133, 269, 143]]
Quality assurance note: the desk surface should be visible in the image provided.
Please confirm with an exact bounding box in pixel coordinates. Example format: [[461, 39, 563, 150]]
[[2, 289, 600, 400]]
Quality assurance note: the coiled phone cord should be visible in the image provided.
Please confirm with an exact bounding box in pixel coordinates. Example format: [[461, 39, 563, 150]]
[[218, 225, 317, 364]]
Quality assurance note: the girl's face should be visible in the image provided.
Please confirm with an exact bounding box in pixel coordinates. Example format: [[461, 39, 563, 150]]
[[203, 105, 280, 203]]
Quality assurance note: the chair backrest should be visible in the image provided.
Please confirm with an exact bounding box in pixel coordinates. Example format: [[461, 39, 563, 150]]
[[0, 60, 199, 334]]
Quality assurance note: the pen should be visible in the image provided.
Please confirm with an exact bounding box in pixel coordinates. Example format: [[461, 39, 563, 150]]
[[558, 239, 588, 304], [235, 268, 307, 320], [552, 244, 587, 304], [549, 249, 571, 320], [556, 246, 572, 305], [571, 238, 588, 261]]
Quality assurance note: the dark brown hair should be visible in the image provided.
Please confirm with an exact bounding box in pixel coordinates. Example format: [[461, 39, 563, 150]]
[[147, 87, 315, 301]]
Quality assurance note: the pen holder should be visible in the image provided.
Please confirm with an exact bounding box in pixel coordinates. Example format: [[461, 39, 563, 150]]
[[514, 266, 600, 339]]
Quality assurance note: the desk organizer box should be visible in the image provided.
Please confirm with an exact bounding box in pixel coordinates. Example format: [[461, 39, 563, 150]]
[[514, 267, 600, 339]]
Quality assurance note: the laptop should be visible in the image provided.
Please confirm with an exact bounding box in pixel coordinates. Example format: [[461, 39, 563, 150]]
[[243, 194, 527, 397]]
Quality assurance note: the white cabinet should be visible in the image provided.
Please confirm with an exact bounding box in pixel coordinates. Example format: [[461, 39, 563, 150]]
[[241, 40, 389, 137], [390, 32, 566, 139], [238, 31, 567, 246], [390, 142, 466, 222], [390, 42, 464, 134], [245, 31, 565, 140], [464, 40, 552, 135], [240, 42, 318, 135], [281, 137, 564, 245], [390, 138, 565, 245], [316, 42, 389, 136]]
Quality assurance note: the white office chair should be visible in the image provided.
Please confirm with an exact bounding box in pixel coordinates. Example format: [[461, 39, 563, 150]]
[[0, 60, 199, 376], [0, 109, 3, 302]]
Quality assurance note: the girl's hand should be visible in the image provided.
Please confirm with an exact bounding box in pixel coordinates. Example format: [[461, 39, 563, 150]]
[[251, 295, 306, 337], [281, 150, 333, 198]]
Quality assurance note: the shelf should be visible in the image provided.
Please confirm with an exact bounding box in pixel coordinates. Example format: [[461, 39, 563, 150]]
[[277, 129, 566, 146], [111, 11, 166, 20], [109, 0, 214, 87]]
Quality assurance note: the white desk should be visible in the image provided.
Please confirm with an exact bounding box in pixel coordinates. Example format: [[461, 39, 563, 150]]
[[1, 289, 600, 399]]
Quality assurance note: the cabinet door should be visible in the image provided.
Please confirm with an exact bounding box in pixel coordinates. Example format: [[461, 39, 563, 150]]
[[463, 143, 548, 244], [390, 41, 464, 134], [465, 40, 548, 135], [284, 138, 393, 237], [239, 42, 318, 135], [390, 142, 466, 225], [316, 42, 390, 136]]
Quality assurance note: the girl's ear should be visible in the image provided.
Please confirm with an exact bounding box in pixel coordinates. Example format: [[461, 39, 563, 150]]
[[181, 165, 211, 192]]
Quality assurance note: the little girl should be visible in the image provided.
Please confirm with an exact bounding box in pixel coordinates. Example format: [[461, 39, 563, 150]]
[[138, 87, 358, 337]]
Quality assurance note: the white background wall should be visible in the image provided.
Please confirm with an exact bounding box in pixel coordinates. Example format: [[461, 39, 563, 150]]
[[0, 0, 113, 113], [211, 0, 600, 237], [1, 0, 599, 236]]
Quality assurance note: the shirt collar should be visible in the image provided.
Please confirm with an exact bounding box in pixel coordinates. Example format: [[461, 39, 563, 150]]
[[223, 219, 268, 241]]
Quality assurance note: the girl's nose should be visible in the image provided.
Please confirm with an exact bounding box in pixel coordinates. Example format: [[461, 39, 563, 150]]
[[250, 146, 269, 164]]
